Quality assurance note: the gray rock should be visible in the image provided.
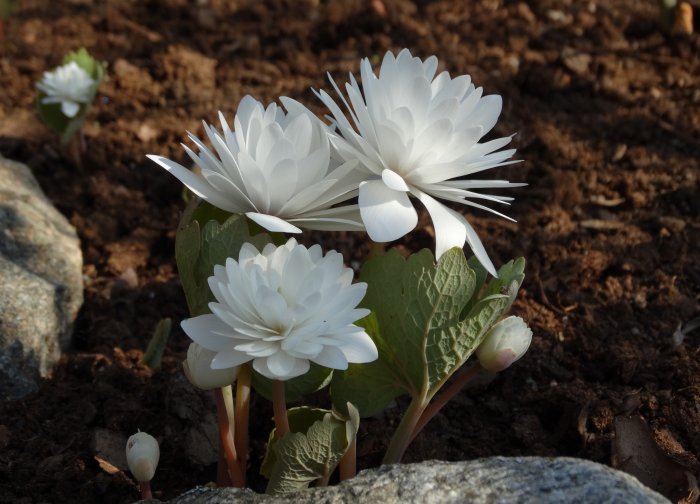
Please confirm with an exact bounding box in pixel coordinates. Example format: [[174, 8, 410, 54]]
[[154, 457, 669, 504], [0, 155, 83, 399]]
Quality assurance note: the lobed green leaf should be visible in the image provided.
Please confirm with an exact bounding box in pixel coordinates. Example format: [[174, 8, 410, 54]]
[[331, 249, 528, 415], [175, 199, 271, 316], [331, 248, 478, 414], [331, 312, 404, 417], [262, 404, 360, 495]]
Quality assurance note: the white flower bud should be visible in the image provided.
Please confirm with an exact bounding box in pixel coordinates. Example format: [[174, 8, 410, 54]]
[[476, 316, 532, 372], [183, 342, 239, 390], [126, 431, 160, 482]]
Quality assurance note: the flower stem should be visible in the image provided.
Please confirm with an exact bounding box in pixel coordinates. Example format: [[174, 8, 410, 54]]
[[216, 442, 232, 487], [139, 481, 152, 500], [367, 241, 385, 259], [271, 380, 289, 439], [409, 363, 482, 444], [382, 394, 427, 464], [66, 134, 83, 170], [234, 363, 251, 485], [339, 437, 357, 481], [317, 469, 331, 487], [214, 387, 245, 487]]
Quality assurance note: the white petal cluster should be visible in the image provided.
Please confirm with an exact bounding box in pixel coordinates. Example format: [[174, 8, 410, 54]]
[[36, 61, 96, 118], [125, 431, 160, 482], [183, 342, 239, 390], [476, 316, 532, 372], [316, 48, 524, 276], [149, 96, 367, 234], [181, 238, 378, 380]]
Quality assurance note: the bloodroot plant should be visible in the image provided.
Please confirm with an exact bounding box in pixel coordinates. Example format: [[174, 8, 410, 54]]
[[148, 48, 532, 495], [36, 48, 105, 166]]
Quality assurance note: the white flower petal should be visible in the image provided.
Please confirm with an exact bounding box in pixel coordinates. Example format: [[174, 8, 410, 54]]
[[60, 100, 80, 118], [311, 346, 348, 370], [381, 168, 410, 192], [253, 355, 310, 380], [416, 188, 498, 276], [182, 314, 238, 352], [211, 349, 254, 369], [265, 351, 298, 378], [147, 155, 238, 212], [462, 215, 498, 277], [412, 189, 467, 259], [467, 94, 502, 135], [358, 179, 417, 242], [338, 330, 379, 363], [245, 212, 302, 233]]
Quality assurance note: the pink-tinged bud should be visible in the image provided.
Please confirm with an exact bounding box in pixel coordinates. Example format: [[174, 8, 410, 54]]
[[476, 316, 532, 372], [183, 342, 239, 390], [126, 431, 160, 482]]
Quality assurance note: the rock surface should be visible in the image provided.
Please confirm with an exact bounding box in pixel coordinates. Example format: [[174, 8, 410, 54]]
[[0, 156, 83, 399], [154, 457, 669, 504]]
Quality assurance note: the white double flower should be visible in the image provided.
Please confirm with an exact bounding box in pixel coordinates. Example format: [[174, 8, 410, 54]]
[[181, 239, 377, 381], [316, 49, 523, 276], [149, 96, 366, 234], [36, 61, 96, 119]]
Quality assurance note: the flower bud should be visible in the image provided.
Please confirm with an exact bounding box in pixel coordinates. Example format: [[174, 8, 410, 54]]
[[183, 342, 239, 390], [126, 431, 159, 482], [476, 316, 532, 372]]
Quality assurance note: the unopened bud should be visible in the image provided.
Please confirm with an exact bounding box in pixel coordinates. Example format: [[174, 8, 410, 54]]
[[126, 431, 159, 482], [476, 316, 532, 372], [183, 342, 239, 390]]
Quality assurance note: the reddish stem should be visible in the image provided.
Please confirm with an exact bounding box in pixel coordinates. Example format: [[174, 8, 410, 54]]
[[216, 439, 232, 487], [214, 387, 245, 487], [339, 437, 357, 481], [234, 364, 251, 485], [410, 364, 482, 443], [139, 481, 152, 500], [272, 380, 289, 439]]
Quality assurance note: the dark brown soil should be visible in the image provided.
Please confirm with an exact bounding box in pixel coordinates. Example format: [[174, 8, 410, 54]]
[[1, 1, 699, 503]]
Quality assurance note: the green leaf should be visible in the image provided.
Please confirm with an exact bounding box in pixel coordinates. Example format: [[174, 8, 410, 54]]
[[252, 363, 333, 403], [426, 293, 509, 391], [262, 404, 360, 495], [142, 318, 172, 371], [0, 0, 17, 19], [483, 257, 526, 300], [330, 313, 404, 417], [364, 248, 475, 393], [461, 255, 489, 315], [330, 248, 477, 415], [260, 407, 327, 479], [460, 257, 525, 320], [63, 48, 106, 82], [175, 199, 272, 316]]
